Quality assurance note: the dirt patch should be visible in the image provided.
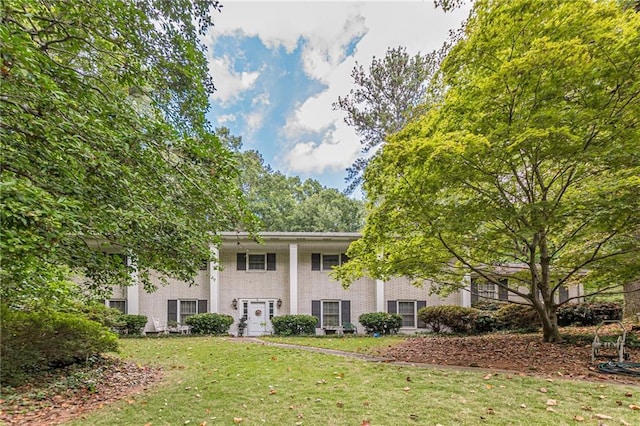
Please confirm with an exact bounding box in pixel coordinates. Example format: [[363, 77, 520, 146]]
[[0, 357, 162, 426], [382, 329, 640, 385]]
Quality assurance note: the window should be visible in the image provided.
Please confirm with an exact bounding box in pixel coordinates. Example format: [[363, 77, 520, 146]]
[[312, 253, 349, 271], [477, 282, 496, 300], [388, 300, 427, 328], [311, 300, 351, 328], [471, 278, 509, 303], [168, 299, 207, 324], [237, 253, 276, 271], [398, 301, 416, 327], [322, 301, 340, 327], [268, 301, 275, 320], [180, 300, 197, 323], [109, 300, 126, 314]]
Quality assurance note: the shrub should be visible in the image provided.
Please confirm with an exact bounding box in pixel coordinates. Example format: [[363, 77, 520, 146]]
[[472, 300, 507, 312], [557, 302, 622, 327], [185, 313, 234, 335], [468, 310, 500, 334], [271, 315, 318, 336], [494, 303, 540, 331], [417, 305, 479, 334], [74, 303, 124, 329], [358, 312, 402, 335], [0, 305, 118, 386], [117, 314, 148, 335]]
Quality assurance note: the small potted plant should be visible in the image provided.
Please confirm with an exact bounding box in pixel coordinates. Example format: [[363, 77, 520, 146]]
[[237, 316, 247, 337]]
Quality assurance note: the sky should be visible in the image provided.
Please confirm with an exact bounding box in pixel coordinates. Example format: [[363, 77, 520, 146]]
[[203, 0, 470, 194]]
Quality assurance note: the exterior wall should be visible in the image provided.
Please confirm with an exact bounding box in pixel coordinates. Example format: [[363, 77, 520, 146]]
[[138, 269, 209, 332], [99, 232, 587, 336]]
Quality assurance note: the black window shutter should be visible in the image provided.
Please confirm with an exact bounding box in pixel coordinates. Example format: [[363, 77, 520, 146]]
[[559, 285, 569, 303], [470, 278, 478, 304], [237, 253, 246, 270], [311, 300, 321, 327], [168, 299, 178, 323], [266, 253, 276, 270], [341, 300, 351, 324], [498, 278, 509, 301], [340, 253, 349, 264], [387, 300, 397, 314], [198, 299, 208, 314], [311, 253, 321, 271], [417, 300, 427, 328]]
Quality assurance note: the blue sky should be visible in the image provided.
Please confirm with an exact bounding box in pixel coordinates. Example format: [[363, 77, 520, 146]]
[[203, 1, 470, 194]]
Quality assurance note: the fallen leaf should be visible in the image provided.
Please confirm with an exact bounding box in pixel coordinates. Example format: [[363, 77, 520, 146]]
[[572, 415, 585, 422], [233, 418, 243, 424], [624, 392, 633, 398], [546, 399, 557, 406], [539, 388, 548, 393], [483, 373, 492, 380], [403, 387, 411, 392], [546, 406, 555, 412], [361, 421, 371, 426], [486, 408, 495, 415], [520, 404, 527, 408], [593, 414, 612, 420], [629, 404, 640, 410], [336, 402, 344, 408]]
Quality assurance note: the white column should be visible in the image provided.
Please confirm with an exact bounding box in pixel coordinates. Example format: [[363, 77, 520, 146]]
[[289, 243, 298, 314], [376, 279, 385, 312], [209, 245, 219, 313], [126, 256, 139, 314], [461, 274, 471, 308]]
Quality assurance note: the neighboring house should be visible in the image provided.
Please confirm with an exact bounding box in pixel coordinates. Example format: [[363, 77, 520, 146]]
[[106, 232, 583, 336]]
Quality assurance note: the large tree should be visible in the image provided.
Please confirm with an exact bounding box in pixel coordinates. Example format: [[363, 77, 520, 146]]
[[334, 46, 439, 194], [1, 0, 256, 301], [335, 0, 640, 342]]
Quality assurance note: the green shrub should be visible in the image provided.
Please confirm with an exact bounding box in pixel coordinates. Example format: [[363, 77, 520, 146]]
[[185, 313, 234, 335], [271, 315, 318, 336], [73, 303, 124, 329], [494, 303, 540, 331], [472, 300, 507, 311], [468, 310, 500, 334], [557, 302, 622, 326], [0, 305, 118, 386], [117, 314, 148, 335], [417, 305, 479, 334], [358, 312, 402, 335]]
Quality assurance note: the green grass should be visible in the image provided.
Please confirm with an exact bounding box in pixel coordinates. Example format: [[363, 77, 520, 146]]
[[261, 334, 406, 355], [68, 337, 639, 426]]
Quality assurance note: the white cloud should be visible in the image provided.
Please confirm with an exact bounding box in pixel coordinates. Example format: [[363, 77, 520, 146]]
[[206, 1, 470, 185], [216, 113, 237, 124], [207, 54, 260, 103]]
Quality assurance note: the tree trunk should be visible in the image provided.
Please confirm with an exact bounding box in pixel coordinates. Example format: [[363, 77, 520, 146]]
[[540, 309, 562, 343], [623, 280, 640, 320]]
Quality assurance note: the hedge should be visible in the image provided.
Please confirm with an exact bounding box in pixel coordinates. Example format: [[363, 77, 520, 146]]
[[358, 312, 402, 335], [184, 313, 234, 335], [271, 315, 318, 336], [1, 305, 118, 386]]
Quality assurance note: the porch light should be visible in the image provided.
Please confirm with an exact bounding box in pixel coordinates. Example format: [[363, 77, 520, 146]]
[[232, 298, 238, 310], [277, 298, 282, 308]]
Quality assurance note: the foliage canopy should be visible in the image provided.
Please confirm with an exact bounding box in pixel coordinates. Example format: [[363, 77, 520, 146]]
[[335, 0, 640, 342], [1, 1, 257, 299]]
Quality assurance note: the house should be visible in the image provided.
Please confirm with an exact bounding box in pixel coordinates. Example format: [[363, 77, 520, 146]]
[[106, 232, 583, 336]]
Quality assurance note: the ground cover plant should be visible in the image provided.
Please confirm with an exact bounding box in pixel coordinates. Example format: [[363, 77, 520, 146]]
[[2, 336, 638, 425]]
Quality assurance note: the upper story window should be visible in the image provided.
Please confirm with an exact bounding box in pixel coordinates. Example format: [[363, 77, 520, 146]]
[[237, 253, 276, 271], [311, 253, 349, 271]]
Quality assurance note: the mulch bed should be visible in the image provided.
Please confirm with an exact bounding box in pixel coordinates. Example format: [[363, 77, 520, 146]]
[[382, 328, 640, 385]]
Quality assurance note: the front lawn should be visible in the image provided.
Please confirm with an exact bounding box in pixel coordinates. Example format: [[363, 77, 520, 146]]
[[54, 337, 638, 425]]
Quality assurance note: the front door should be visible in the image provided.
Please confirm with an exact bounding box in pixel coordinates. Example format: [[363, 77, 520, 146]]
[[247, 301, 267, 336]]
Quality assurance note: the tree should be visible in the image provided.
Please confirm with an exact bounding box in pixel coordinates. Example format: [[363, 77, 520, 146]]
[[232, 145, 364, 232], [334, 0, 640, 342], [1, 0, 256, 299], [334, 46, 439, 194]]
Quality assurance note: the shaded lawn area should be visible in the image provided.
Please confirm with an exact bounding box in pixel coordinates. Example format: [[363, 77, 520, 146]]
[[2, 336, 638, 425]]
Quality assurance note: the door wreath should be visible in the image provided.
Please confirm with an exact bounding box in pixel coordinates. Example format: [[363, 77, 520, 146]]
[[254, 309, 262, 316]]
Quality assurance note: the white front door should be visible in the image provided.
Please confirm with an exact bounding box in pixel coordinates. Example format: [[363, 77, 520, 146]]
[[247, 301, 267, 336]]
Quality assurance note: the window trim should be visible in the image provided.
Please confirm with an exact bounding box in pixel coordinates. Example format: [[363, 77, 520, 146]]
[[179, 299, 198, 324], [312, 253, 349, 271], [321, 299, 341, 328], [397, 300, 417, 328], [108, 299, 127, 314]]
